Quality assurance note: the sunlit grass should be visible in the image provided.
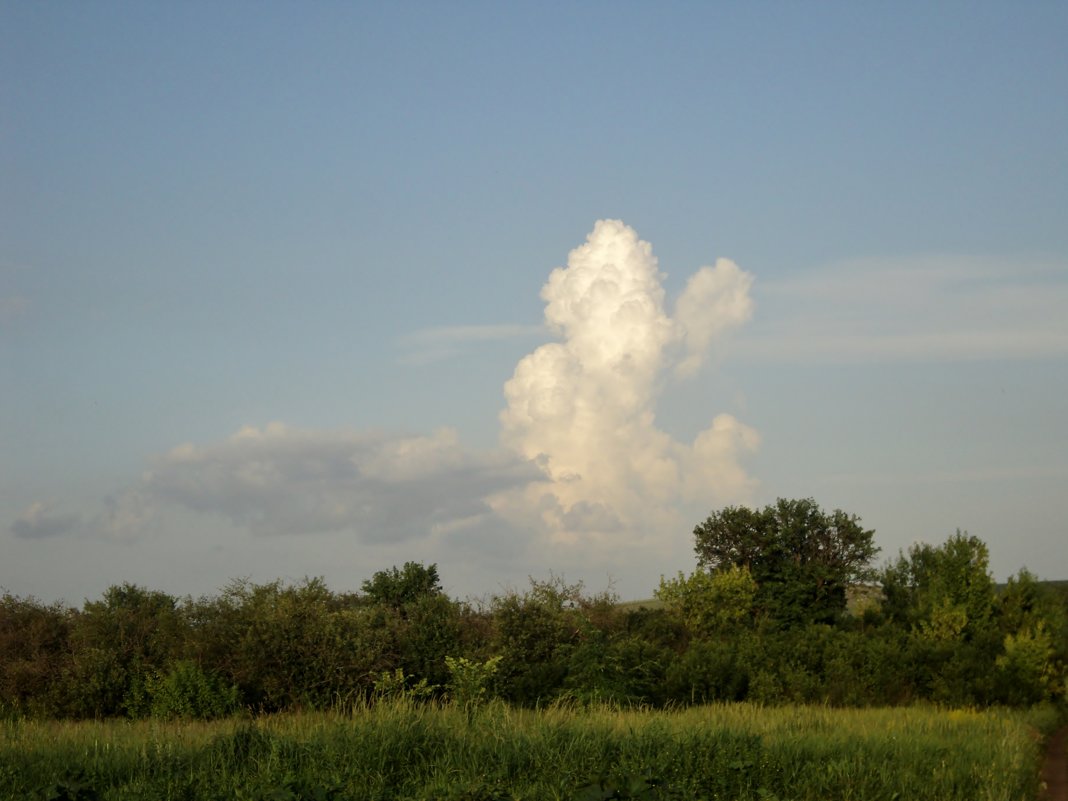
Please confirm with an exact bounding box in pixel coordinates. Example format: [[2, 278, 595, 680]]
[[0, 702, 1057, 800]]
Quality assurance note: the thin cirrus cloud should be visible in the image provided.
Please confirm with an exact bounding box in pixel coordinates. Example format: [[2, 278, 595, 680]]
[[817, 464, 1068, 488], [740, 255, 1068, 364]]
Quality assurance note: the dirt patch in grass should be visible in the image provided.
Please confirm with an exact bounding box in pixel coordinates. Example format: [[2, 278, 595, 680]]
[[1041, 726, 1068, 801]]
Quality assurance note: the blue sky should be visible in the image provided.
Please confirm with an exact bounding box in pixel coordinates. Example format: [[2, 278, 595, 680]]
[[2, 2, 1066, 604]]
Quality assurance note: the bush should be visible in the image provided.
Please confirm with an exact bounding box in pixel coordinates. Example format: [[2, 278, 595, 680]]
[[666, 638, 748, 704], [995, 624, 1060, 705], [148, 660, 239, 719], [490, 579, 582, 705]]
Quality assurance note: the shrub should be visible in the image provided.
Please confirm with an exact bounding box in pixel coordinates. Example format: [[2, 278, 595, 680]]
[[995, 623, 1060, 705], [148, 660, 239, 719], [445, 655, 501, 711], [372, 668, 436, 703]]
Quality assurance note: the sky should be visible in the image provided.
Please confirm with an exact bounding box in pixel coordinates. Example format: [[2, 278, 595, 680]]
[[2, 2, 1066, 605]]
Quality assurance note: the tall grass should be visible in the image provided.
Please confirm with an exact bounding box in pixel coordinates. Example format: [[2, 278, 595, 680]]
[[0, 701, 1056, 800]]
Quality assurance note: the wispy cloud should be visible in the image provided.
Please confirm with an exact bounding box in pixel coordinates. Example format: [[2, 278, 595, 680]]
[[398, 324, 545, 364], [816, 464, 1068, 488], [95, 490, 156, 542], [738, 255, 1068, 363]]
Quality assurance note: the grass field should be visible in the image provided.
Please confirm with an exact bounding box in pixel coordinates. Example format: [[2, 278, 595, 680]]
[[1, 702, 1060, 800]]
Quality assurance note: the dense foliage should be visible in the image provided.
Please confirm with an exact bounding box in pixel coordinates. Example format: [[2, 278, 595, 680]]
[[692, 498, 880, 626], [1, 499, 1066, 720]]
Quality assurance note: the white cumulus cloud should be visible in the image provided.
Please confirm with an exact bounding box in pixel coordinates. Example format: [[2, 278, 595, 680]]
[[675, 259, 754, 376], [494, 219, 758, 550]]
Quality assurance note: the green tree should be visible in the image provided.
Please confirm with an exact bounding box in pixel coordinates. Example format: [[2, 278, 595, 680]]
[[881, 531, 997, 644], [362, 562, 443, 609], [193, 577, 379, 711], [358, 563, 462, 689], [693, 499, 879, 626], [880, 532, 1000, 705], [0, 594, 73, 717], [490, 578, 584, 705], [79, 584, 183, 670], [395, 592, 464, 688], [997, 569, 1068, 645], [68, 583, 185, 717], [993, 569, 1067, 705], [656, 564, 757, 636], [995, 623, 1059, 705]]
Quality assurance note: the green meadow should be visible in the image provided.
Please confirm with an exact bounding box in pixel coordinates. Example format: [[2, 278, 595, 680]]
[[1, 701, 1059, 801]]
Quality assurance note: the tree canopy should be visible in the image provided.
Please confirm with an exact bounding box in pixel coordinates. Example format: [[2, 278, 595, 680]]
[[361, 562, 443, 609], [2, 534, 1066, 718], [693, 498, 880, 626]]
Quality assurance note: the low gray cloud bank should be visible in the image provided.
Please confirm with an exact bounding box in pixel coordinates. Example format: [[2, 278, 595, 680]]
[[137, 424, 541, 542]]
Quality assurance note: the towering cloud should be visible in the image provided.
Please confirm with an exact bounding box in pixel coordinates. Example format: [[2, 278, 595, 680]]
[[495, 220, 758, 549]]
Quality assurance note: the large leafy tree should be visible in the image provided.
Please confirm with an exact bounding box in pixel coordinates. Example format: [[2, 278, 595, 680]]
[[693, 498, 879, 626]]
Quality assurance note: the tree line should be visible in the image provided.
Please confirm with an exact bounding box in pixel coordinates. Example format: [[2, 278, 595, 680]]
[[2, 498, 1065, 719]]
